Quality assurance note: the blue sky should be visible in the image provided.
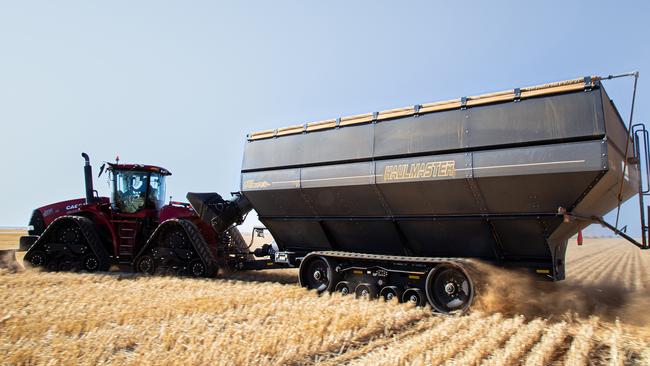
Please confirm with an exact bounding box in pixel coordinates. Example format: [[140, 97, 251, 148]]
[[0, 1, 648, 237]]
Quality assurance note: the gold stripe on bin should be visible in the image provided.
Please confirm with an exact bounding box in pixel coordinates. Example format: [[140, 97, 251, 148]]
[[306, 118, 337, 131], [248, 76, 597, 141], [275, 124, 304, 137], [340, 112, 374, 126], [249, 129, 275, 140]]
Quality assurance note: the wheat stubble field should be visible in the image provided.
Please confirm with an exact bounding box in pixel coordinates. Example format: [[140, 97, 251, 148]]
[[1, 230, 649, 365]]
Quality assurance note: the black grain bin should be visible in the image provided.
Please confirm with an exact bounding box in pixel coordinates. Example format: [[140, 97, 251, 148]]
[[240, 77, 639, 280]]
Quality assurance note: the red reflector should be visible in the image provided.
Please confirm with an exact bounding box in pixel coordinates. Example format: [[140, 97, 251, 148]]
[[577, 230, 583, 246]]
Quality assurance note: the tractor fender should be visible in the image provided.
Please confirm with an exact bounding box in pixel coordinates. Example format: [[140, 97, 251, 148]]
[[133, 219, 219, 276], [24, 215, 110, 271]]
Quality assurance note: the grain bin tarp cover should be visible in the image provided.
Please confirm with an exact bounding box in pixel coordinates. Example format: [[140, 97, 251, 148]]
[[240, 77, 639, 280]]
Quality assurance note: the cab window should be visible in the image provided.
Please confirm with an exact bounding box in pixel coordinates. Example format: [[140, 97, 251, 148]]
[[148, 173, 166, 210], [112, 171, 149, 213]]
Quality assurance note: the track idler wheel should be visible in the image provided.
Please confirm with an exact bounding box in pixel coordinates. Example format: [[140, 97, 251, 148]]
[[189, 259, 207, 277], [299, 256, 339, 293], [27, 250, 48, 268], [402, 288, 426, 306], [135, 254, 156, 275], [81, 254, 100, 272], [425, 263, 474, 314]]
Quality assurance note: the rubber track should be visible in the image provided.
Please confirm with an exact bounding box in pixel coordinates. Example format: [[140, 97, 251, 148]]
[[299, 251, 480, 289], [74, 216, 111, 271], [134, 219, 219, 277], [302, 251, 473, 267], [24, 215, 110, 271], [177, 219, 219, 276]]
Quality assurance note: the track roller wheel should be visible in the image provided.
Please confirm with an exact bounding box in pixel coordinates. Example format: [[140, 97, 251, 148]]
[[354, 283, 378, 299], [135, 254, 156, 275], [27, 250, 48, 268], [189, 259, 207, 277], [379, 286, 402, 302], [426, 263, 474, 314], [300, 256, 338, 293], [402, 288, 426, 306], [81, 254, 100, 272], [335, 281, 352, 296]]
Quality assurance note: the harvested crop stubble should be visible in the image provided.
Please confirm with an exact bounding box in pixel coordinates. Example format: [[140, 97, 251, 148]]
[[0, 269, 431, 365], [523, 321, 569, 366], [1, 237, 649, 365], [443, 315, 523, 365], [564, 319, 596, 365], [481, 318, 547, 366]]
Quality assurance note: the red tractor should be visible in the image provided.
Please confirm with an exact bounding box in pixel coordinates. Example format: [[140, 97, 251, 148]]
[[21, 153, 256, 276]]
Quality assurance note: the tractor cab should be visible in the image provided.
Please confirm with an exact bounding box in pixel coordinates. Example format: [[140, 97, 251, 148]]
[[107, 164, 171, 214]]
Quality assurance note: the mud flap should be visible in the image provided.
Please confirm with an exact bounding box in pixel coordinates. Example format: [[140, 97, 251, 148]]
[[549, 238, 568, 281], [134, 219, 219, 277], [24, 216, 110, 271]]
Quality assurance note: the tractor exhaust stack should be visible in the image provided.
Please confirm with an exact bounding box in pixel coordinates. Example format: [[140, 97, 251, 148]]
[[81, 153, 95, 204]]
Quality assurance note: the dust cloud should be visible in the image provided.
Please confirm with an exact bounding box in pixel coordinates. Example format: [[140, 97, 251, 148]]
[[470, 260, 650, 327], [0, 250, 22, 272]]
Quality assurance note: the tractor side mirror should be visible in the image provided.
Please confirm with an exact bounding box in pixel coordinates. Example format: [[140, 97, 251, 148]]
[[98, 163, 106, 178]]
